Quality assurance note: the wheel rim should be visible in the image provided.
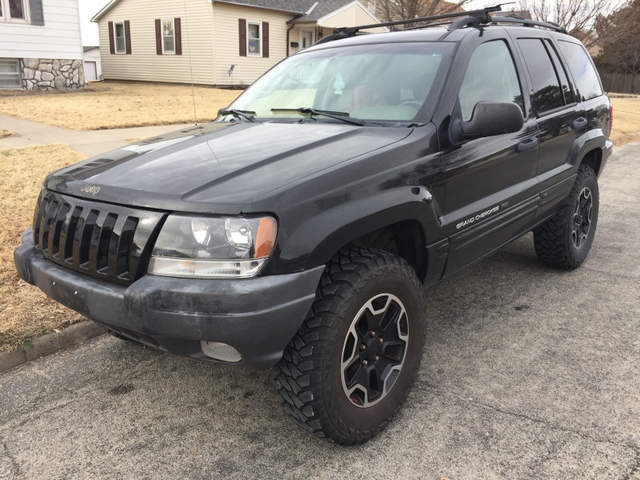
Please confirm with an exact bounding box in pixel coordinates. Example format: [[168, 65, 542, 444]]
[[572, 187, 593, 249], [341, 293, 409, 408]]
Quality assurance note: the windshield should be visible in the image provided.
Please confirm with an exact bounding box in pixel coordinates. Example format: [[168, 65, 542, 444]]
[[225, 42, 454, 124]]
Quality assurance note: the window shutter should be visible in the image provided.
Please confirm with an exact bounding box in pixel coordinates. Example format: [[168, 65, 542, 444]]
[[175, 18, 182, 55], [262, 22, 269, 58], [125, 20, 132, 54], [108, 21, 115, 54], [155, 19, 162, 55], [28, 0, 44, 25], [239, 19, 247, 57]]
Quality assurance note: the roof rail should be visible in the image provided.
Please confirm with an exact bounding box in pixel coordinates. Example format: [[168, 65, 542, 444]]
[[334, 4, 506, 36], [331, 3, 567, 38], [490, 15, 567, 33]]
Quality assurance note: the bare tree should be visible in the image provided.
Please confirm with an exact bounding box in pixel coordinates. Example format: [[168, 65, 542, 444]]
[[375, 0, 471, 26], [595, 1, 640, 92], [515, 0, 622, 49]]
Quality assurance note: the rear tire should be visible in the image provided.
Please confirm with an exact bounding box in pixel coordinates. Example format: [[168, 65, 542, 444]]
[[534, 165, 599, 269], [273, 247, 425, 445]]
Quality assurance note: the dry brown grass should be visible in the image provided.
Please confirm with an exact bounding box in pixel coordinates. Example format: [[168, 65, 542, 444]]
[[610, 97, 640, 146], [0, 145, 86, 351], [0, 81, 241, 131], [0, 130, 15, 139]]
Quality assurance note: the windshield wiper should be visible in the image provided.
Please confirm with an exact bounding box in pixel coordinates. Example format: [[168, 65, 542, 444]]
[[219, 109, 259, 123], [271, 107, 364, 126]]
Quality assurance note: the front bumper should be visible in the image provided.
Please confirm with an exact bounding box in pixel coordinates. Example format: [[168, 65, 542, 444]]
[[14, 229, 324, 369]]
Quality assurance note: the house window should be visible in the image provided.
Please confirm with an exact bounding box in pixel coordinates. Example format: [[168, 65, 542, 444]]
[[0, 0, 27, 21], [247, 22, 261, 56], [114, 22, 126, 54], [155, 18, 181, 55], [0, 59, 21, 88], [162, 19, 175, 54], [239, 19, 268, 58]]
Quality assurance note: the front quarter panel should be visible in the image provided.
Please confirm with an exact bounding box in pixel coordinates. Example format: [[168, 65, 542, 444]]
[[244, 125, 444, 274]]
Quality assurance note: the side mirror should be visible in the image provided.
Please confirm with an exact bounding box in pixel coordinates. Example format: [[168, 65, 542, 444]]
[[450, 102, 524, 145]]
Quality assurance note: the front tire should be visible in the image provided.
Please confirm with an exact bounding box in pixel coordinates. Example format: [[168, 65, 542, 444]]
[[534, 165, 599, 269], [273, 247, 425, 445]]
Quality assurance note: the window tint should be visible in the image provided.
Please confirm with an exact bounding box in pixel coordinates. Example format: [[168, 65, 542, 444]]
[[557, 40, 603, 101], [545, 39, 575, 104], [518, 39, 564, 113], [459, 40, 524, 121]]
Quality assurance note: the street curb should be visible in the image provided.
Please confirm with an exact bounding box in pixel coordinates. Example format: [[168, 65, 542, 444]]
[[0, 321, 105, 374]]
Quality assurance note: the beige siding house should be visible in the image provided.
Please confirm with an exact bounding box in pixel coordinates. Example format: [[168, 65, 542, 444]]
[[92, 0, 384, 86]]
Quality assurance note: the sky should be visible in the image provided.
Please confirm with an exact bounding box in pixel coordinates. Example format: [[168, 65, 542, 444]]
[[78, 0, 110, 46]]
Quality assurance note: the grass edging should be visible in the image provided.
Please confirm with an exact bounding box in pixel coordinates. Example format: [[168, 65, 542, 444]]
[[0, 320, 105, 373]]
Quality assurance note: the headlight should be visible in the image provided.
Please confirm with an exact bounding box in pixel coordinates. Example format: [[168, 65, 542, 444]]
[[148, 215, 277, 278]]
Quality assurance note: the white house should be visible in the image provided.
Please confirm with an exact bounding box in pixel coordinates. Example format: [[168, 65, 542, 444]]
[[92, 0, 384, 87], [0, 0, 84, 90], [83, 46, 102, 81]]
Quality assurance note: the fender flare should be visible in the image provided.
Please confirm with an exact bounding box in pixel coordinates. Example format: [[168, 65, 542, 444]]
[[277, 186, 441, 272]]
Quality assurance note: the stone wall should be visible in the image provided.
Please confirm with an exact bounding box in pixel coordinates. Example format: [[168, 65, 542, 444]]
[[21, 58, 85, 92]]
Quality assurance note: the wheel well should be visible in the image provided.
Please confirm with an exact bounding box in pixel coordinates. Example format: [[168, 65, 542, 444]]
[[580, 149, 602, 176], [349, 220, 427, 283]]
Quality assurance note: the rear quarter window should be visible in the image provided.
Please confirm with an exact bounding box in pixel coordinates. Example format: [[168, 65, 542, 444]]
[[557, 40, 603, 101]]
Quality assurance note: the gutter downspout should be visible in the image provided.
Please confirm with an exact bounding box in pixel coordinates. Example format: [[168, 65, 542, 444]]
[[286, 23, 295, 57]]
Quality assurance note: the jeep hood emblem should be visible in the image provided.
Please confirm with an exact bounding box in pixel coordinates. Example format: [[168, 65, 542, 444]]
[[81, 184, 101, 195]]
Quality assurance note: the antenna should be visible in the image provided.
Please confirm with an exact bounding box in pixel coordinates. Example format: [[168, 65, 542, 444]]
[[182, 0, 197, 125]]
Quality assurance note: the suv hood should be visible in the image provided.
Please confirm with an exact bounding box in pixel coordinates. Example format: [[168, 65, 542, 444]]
[[45, 122, 412, 214]]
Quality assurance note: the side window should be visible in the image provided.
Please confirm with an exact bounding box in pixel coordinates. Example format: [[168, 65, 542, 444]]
[[544, 39, 575, 105], [518, 38, 564, 113], [459, 40, 524, 121], [557, 40, 603, 101]]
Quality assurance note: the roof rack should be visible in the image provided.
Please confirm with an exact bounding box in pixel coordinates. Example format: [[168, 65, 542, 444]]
[[329, 3, 566, 38]]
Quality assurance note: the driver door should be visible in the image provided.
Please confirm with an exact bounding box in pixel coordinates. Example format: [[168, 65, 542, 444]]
[[441, 37, 540, 277]]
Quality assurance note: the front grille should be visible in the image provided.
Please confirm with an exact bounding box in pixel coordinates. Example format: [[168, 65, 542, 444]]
[[32, 190, 166, 286]]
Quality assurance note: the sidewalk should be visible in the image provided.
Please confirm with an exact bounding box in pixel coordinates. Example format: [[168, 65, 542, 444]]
[[0, 114, 193, 157]]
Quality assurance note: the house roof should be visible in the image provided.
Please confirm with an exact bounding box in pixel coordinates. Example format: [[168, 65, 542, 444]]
[[213, 0, 316, 15], [83, 46, 99, 52], [291, 0, 358, 22]]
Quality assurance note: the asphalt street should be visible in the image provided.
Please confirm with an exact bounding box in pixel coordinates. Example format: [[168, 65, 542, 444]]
[[1, 144, 639, 479]]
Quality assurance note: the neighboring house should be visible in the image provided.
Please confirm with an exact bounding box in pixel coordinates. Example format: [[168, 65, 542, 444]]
[[0, 0, 84, 90], [83, 46, 102, 81], [91, 0, 384, 86]]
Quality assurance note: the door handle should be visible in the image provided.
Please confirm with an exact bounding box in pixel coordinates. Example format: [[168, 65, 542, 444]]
[[516, 137, 538, 152], [571, 117, 588, 130]]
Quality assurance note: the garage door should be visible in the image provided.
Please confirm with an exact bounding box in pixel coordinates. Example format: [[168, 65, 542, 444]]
[[84, 61, 97, 81]]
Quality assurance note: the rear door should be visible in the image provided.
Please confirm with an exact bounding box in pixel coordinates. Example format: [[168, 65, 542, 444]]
[[511, 33, 586, 221]]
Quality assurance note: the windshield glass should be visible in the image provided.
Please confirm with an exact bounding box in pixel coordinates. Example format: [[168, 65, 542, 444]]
[[226, 42, 453, 123]]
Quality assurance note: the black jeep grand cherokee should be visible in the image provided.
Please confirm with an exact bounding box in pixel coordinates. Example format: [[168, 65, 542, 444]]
[[15, 6, 612, 445]]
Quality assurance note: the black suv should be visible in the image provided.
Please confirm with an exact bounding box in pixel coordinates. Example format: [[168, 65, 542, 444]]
[[14, 6, 612, 445]]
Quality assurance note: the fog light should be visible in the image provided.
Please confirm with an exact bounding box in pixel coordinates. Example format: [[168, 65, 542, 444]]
[[201, 341, 242, 363]]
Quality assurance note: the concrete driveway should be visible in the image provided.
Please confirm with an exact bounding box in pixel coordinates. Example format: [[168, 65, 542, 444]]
[[1, 144, 639, 479]]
